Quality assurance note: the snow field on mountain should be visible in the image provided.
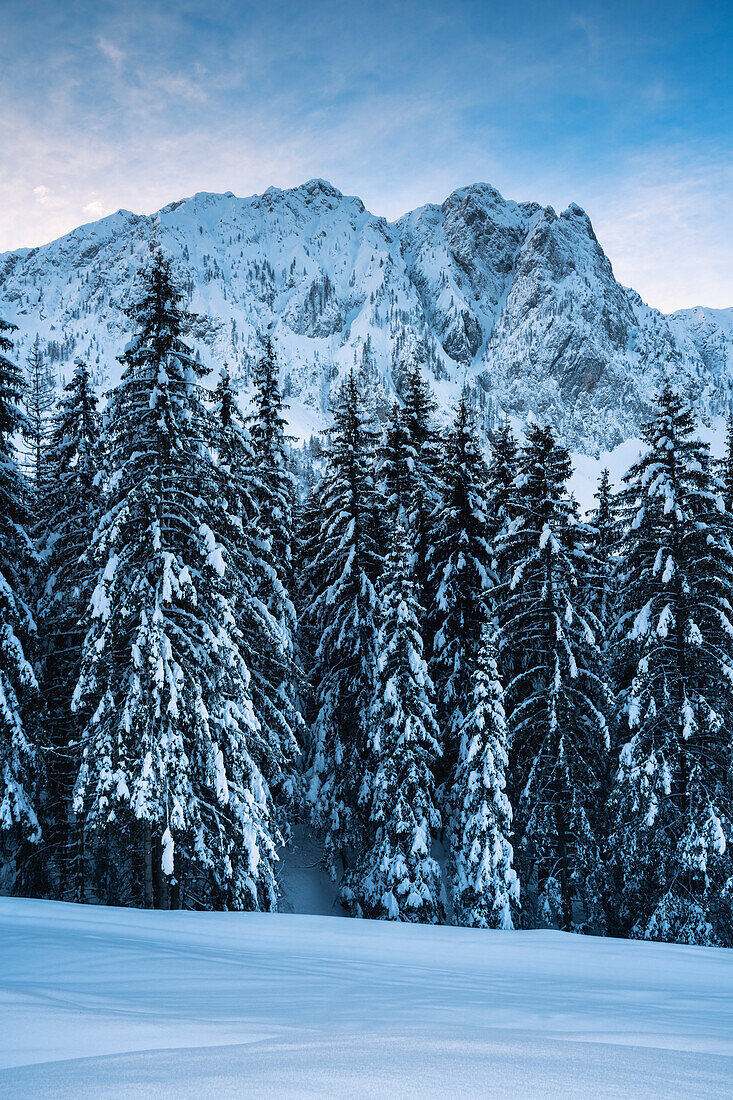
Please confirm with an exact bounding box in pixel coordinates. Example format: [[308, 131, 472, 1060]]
[[2, 179, 731, 455], [1, 896, 733, 1098]]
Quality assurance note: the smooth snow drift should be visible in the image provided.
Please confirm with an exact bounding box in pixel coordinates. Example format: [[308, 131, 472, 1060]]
[[1, 897, 732, 1097]]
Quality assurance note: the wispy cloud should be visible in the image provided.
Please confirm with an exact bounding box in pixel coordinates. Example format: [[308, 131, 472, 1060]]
[[97, 36, 125, 68], [33, 184, 52, 205], [588, 147, 733, 312], [82, 198, 106, 218], [0, 0, 729, 309]]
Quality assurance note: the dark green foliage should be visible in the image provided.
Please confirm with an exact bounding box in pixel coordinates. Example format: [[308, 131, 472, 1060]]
[[496, 424, 610, 931], [346, 523, 443, 922], [427, 393, 494, 776], [305, 371, 382, 877], [610, 386, 733, 945], [37, 360, 101, 899], [0, 318, 40, 877]]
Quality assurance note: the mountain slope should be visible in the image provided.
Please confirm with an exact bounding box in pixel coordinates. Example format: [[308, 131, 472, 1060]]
[[669, 306, 733, 380], [1, 180, 730, 452]]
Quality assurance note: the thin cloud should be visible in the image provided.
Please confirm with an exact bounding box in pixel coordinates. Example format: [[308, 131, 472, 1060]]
[[0, 0, 729, 310], [82, 199, 106, 218], [587, 148, 733, 312], [97, 36, 125, 68]]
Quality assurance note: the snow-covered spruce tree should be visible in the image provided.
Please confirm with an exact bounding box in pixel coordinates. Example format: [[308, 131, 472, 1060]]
[[0, 317, 40, 883], [427, 392, 494, 780], [586, 469, 620, 642], [722, 411, 733, 512], [496, 424, 610, 932], [402, 363, 442, 604], [450, 624, 519, 929], [486, 420, 520, 657], [609, 386, 733, 945], [72, 254, 279, 911], [23, 335, 55, 485], [292, 481, 321, 731], [212, 367, 300, 833], [37, 359, 101, 898], [248, 337, 298, 624], [347, 523, 443, 922], [486, 419, 519, 545], [305, 370, 382, 878], [378, 400, 412, 529], [580, 468, 623, 870]]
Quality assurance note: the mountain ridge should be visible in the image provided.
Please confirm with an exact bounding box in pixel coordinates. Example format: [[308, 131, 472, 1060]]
[[1, 179, 731, 453]]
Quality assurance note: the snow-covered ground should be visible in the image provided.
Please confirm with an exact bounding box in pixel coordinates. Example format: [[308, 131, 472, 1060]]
[[1, 897, 732, 1098]]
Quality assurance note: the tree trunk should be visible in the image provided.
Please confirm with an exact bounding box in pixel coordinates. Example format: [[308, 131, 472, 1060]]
[[143, 823, 154, 909], [170, 851, 181, 910], [556, 801, 573, 932], [74, 818, 85, 904]]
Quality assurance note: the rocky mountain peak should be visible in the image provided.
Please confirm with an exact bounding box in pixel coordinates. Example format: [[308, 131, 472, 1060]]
[[0, 180, 730, 455]]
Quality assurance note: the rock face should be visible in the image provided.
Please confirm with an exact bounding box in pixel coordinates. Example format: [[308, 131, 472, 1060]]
[[1, 179, 731, 452]]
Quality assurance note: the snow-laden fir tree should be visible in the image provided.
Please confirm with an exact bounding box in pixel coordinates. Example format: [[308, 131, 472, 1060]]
[[450, 624, 519, 929], [581, 467, 623, 862], [292, 480, 321, 727], [23, 335, 55, 486], [722, 410, 733, 512], [37, 359, 101, 898], [496, 423, 610, 931], [305, 370, 382, 878], [347, 522, 443, 922], [486, 419, 519, 545], [378, 400, 411, 529], [248, 337, 298, 631], [0, 318, 40, 878], [246, 341, 303, 811], [586, 469, 619, 641], [212, 367, 300, 832], [610, 386, 733, 945], [486, 420, 520, 660], [427, 392, 494, 779], [72, 254, 279, 910], [402, 363, 441, 603]]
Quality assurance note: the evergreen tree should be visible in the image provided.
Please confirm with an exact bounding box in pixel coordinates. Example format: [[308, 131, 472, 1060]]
[[378, 400, 411, 529], [348, 523, 443, 922], [305, 370, 382, 877], [722, 411, 733, 512], [496, 424, 610, 931], [587, 469, 619, 639], [402, 364, 441, 603], [583, 468, 623, 886], [248, 337, 297, 611], [486, 419, 519, 544], [212, 367, 300, 833], [610, 386, 733, 945], [427, 393, 494, 777], [293, 481, 321, 738], [450, 624, 519, 929], [38, 359, 101, 898], [247, 341, 303, 794], [24, 336, 55, 485], [486, 421, 520, 643], [72, 254, 279, 910], [0, 318, 40, 878]]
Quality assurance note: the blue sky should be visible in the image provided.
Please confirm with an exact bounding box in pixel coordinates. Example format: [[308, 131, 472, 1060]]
[[1, 0, 730, 311]]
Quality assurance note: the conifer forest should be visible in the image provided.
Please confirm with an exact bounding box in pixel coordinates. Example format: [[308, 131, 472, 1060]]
[[3, 251, 733, 949]]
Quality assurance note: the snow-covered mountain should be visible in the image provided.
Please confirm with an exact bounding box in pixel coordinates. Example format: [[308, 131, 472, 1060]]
[[668, 306, 733, 381], [1, 178, 731, 452]]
